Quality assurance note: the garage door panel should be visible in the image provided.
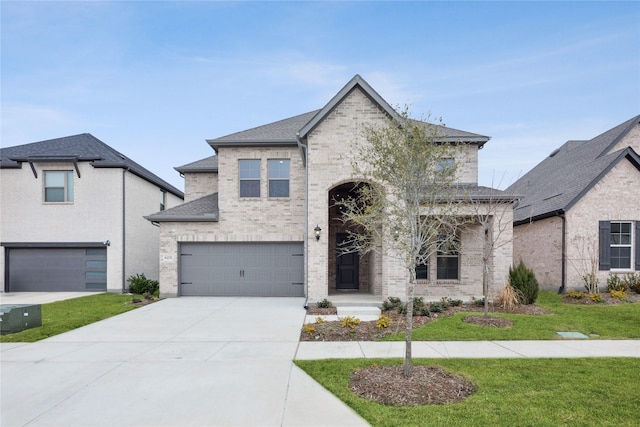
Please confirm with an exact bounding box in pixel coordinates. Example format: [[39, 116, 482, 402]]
[[8, 248, 107, 292], [179, 242, 303, 297]]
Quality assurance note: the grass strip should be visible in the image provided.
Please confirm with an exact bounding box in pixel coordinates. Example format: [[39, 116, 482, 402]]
[[1, 293, 142, 342], [296, 358, 640, 427], [383, 291, 640, 341]]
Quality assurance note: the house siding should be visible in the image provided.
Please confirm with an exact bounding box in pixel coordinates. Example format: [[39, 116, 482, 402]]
[[565, 159, 640, 289], [608, 123, 640, 154]]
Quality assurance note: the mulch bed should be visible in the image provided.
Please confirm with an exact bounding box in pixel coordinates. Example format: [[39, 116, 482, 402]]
[[302, 301, 549, 341], [562, 291, 640, 305], [350, 365, 475, 406]]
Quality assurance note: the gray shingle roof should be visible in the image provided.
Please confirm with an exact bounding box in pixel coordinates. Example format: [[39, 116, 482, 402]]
[[145, 193, 218, 222], [205, 75, 490, 153], [175, 155, 218, 173], [507, 115, 640, 224], [0, 133, 184, 198]]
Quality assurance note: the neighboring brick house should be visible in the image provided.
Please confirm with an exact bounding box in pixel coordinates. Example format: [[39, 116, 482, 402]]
[[0, 134, 184, 293], [147, 75, 514, 303], [507, 115, 640, 291]]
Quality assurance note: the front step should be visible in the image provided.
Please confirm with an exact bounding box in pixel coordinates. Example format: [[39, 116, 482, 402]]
[[337, 306, 381, 317]]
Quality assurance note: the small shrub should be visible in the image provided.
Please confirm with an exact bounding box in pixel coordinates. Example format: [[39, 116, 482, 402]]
[[127, 273, 159, 295], [382, 296, 403, 312], [581, 272, 599, 294], [509, 261, 539, 304], [316, 298, 333, 308], [427, 302, 444, 314], [622, 273, 640, 294], [444, 297, 463, 307], [494, 283, 522, 310], [376, 315, 392, 329], [315, 316, 326, 324], [340, 316, 361, 329], [472, 297, 486, 307], [302, 324, 317, 336], [567, 290, 587, 299], [589, 293, 603, 303], [607, 274, 627, 292], [610, 289, 628, 301]]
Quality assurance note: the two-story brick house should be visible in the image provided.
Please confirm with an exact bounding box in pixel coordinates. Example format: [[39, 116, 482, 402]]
[[147, 75, 514, 303], [0, 133, 184, 293]]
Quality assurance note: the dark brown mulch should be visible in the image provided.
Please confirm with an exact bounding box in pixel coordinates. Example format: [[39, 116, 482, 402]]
[[350, 365, 475, 406]]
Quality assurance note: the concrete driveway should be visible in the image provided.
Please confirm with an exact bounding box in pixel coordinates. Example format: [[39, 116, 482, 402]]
[[1, 297, 368, 427]]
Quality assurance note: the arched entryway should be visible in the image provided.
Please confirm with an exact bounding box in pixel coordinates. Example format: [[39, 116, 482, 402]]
[[327, 182, 380, 295]]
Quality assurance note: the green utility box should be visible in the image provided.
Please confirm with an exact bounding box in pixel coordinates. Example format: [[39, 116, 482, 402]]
[[0, 304, 42, 334]]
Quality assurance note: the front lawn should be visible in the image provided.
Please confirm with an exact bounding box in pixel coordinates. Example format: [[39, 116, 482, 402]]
[[0, 293, 146, 342], [384, 291, 640, 341], [296, 358, 640, 427]]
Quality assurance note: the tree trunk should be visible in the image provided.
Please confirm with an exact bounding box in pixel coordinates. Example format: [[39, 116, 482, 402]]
[[483, 222, 490, 318], [404, 279, 414, 377]]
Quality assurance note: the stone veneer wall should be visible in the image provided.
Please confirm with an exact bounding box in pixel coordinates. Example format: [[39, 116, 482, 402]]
[[184, 172, 218, 202], [513, 216, 563, 290]]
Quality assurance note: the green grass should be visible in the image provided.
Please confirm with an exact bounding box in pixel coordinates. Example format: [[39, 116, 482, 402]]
[[383, 291, 640, 341], [1, 293, 142, 342], [296, 358, 640, 427]]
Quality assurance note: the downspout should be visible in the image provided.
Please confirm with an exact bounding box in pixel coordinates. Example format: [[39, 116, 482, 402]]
[[296, 132, 310, 310], [122, 168, 127, 293], [558, 212, 566, 294]]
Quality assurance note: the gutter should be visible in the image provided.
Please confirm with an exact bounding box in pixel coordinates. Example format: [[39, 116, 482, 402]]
[[122, 168, 127, 293], [559, 213, 566, 294], [296, 132, 310, 310]]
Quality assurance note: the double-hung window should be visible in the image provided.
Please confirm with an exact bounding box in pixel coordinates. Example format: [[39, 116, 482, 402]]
[[599, 220, 640, 271], [44, 171, 74, 203], [160, 191, 166, 211], [268, 159, 290, 198], [436, 234, 459, 280], [610, 222, 632, 269], [239, 160, 261, 198]]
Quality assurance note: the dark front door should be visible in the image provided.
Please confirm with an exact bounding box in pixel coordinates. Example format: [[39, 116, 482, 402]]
[[336, 233, 359, 290]]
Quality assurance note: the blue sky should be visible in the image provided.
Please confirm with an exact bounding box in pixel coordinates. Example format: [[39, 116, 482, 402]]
[[2, 1, 639, 190]]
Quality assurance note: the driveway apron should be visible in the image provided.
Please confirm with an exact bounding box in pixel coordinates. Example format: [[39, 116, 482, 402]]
[[1, 297, 368, 427]]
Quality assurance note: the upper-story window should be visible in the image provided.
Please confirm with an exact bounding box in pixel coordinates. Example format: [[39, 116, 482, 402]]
[[435, 158, 455, 173], [610, 221, 632, 269], [239, 159, 261, 198], [44, 170, 74, 203], [160, 191, 166, 211], [268, 159, 290, 198]]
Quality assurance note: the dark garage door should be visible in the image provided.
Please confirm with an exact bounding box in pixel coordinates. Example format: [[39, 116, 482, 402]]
[[7, 247, 107, 292], [179, 242, 304, 296]]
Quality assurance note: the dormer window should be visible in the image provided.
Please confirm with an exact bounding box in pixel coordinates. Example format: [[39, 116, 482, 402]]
[[44, 171, 74, 203]]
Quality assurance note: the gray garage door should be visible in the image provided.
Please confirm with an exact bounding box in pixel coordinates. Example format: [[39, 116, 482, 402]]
[[7, 247, 107, 292], [179, 242, 304, 296]]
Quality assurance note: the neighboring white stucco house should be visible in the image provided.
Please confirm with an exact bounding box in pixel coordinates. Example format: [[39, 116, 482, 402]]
[[0, 133, 184, 293], [147, 75, 515, 303], [508, 115, 640, 291]]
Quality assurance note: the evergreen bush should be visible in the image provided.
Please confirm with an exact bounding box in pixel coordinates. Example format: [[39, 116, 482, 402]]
[[127, 273, 159, 295], [508, 261, 539, 304]]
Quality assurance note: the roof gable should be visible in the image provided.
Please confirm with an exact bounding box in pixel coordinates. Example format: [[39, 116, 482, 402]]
[[509, 115, 640, 224], [0, 133, 183, 198]]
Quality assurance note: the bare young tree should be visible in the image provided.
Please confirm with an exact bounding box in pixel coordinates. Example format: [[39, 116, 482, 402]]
[[337, 109, 465, 377], [463, 177, 517, 317]]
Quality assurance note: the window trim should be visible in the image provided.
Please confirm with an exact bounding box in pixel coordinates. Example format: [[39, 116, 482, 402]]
[[43, 170, 74, 203], [238, 159, 261, 198], [267, 159, 290, 198]]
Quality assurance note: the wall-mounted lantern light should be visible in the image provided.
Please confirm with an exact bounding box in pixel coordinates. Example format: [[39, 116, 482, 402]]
[[314, 225, 322, 241]]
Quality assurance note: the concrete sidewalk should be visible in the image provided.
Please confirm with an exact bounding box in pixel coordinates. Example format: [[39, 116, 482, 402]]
[[296, 339, 640, 360]]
